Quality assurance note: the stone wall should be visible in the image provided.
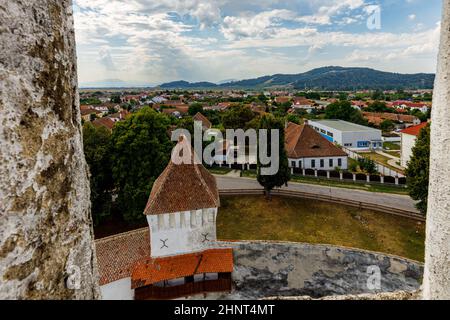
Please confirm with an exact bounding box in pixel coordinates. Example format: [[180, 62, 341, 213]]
[[220, 241, 422, 299], [0, 0, 99, 299]]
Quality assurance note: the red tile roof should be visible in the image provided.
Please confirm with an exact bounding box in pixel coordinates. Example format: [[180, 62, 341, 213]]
[[193, 112, 212, 129], [285, 122, 347, 158], [131, 248, 233, 289], [400, 122, 428, 136], [92, 117, 115, 130], [95, 228, 150, 285], [144, 136, 220, 215]]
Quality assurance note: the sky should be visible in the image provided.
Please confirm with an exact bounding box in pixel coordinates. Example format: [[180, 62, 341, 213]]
[[73, 0, 443, 86]]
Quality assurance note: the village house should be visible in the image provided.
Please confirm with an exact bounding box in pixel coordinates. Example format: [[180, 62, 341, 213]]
[[400, 122, 428, 168], [291, 97, 315, 113], [285, 122, 348, 170], [193, 112, 212, 130], [97, 136, 233, 300], [391, 100, 430, 113], [363, 112, 421, 128]]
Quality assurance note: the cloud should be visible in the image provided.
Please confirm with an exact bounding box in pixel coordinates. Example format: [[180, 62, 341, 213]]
[[409, 14, 416, 21], [73, 0, 440, 83]]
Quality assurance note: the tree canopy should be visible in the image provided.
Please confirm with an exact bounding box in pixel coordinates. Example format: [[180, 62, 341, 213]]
[[82, 122, 114, 226], [221, 105, 256, 129], [256, 114, 291, 197], [324, 100, 367, 125], [405, 124, 430, 214], [110, 107, 173, 223]]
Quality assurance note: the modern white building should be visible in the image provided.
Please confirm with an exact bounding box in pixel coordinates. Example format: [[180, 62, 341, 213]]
[[307, 119, 383, 150], [285, 122, 348, 170], [400, 122, 428, 168]]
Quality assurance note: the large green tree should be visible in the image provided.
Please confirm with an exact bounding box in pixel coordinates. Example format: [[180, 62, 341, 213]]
[[82, 122, 114, 226], [221, 105, 256, 129], [325, 100, 367, 125], [110, 107, 173, 223], [256, 114, 291, 198], [405, 124, 430, 214]]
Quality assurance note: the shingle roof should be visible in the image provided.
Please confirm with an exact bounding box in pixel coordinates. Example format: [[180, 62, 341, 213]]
[[144, 136, 220, 215], [92, 117, 115, 130], [131, 248, 234, 289], [193, 112, 212, 129], [95, 228, 150, 285], [285, 122, 347, 159], [400, 122, 428, 136]]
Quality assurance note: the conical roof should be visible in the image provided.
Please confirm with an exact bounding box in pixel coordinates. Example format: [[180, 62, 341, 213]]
[[144, 136, 220, 215]]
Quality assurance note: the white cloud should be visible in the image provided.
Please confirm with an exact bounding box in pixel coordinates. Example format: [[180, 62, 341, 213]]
[[409, 14, 416, 21], [73, 0, 440, 83]]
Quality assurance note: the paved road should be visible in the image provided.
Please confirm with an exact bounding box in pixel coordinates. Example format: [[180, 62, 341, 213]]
[[215, 175, 419, 213]]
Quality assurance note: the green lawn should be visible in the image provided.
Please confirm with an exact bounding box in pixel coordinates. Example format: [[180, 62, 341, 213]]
[[383, 141, 401, 150], [217, 195, 425, 261], [360, 152, 404, 174]]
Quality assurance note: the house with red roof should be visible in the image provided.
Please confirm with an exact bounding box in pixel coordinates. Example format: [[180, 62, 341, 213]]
[[400, 122, 429, 167], [285, 122, 348, 170]]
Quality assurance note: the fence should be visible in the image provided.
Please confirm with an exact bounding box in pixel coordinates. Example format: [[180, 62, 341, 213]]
[[219, 189, 424, 222], [291, 167, 406, 186]]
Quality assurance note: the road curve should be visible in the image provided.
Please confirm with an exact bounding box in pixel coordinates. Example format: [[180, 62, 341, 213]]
[[215, 175, 419, 213]]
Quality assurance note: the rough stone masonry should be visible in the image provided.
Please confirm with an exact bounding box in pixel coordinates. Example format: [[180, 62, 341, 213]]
[[0, 0, 100, 298]]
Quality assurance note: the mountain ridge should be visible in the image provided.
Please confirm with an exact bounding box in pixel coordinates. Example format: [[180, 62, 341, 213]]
[[158, 66, 435, 90]]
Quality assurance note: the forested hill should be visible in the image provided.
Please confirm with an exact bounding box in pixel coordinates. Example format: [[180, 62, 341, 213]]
[[158, 66, 435, 90]]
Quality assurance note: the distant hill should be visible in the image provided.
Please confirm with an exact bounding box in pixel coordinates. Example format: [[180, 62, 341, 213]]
[[158, 66, 435, 90], [159, 80, 217, 89]]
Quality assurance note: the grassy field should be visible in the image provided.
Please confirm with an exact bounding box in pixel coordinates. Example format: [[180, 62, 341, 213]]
[[383, 141, 401, 150], [217, 195, 425, 261], [241, 170, 409, 195]]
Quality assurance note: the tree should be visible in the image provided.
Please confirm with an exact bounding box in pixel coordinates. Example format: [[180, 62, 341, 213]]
[[380, 119, 395, 132], [367, 101, 390, 113], [358, 157, 377, 174], [110, 107, 173, 223], [188, 102, 203, 116], [111, 95, 121, 103], [256, 114, 291, 199], [405, 124, 430, 214], [90, 112, 98, 121], [221, 105, 256, 129], [82, 122, 113, 226], [324, 100, 367, 125]]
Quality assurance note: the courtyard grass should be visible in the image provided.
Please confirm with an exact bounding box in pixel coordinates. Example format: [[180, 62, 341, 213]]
[[360, 151, 404, 174], [217, 195, 425, 262]]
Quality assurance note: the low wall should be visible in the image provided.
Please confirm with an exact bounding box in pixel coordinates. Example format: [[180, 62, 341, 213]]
[[219, 241, 423, 299]]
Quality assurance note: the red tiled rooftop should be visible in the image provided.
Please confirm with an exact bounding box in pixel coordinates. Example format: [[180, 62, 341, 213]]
[[95, 228, 150, 285], [131, 248, 234, 289], [400, 122, 428, 136]]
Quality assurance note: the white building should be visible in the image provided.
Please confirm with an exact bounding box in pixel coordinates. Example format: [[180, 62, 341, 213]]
[[400, 122, 428, 168], [307, 119, 383, 150], [285, 122, 348, 170]]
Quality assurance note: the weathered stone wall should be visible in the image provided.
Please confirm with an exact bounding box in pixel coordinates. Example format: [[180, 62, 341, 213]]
[[0, 0, 100, 299], [423, 0, 450, 300], [220, 241, 422, 299]]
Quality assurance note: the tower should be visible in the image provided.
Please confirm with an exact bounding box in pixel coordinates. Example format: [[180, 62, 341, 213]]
[[131, 136, 233, 299]]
